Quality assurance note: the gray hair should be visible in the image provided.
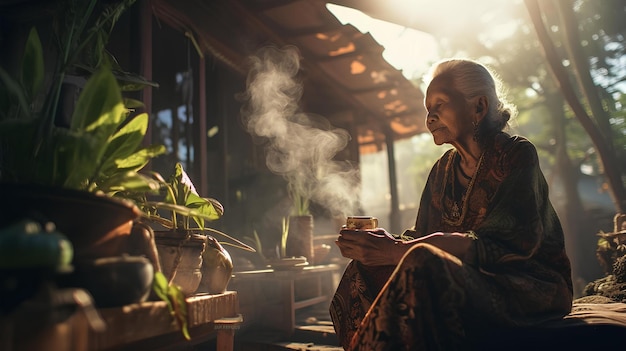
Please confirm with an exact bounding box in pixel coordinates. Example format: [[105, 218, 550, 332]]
[[424, 59, 517, 142]]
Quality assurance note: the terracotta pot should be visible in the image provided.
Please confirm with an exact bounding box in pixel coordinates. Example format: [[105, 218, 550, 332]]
[[286, 215, 314, 263], [0, 183, 141, 262], [154, 230, 206, 296], [197, 236, 233, 294]]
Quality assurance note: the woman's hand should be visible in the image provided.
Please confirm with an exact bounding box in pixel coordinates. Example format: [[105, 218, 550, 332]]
[[335, 227, 407, 266], [336, 229, 476, 266]]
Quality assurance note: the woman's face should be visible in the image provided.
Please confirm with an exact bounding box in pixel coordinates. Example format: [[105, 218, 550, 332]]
[[424, 75, 475, 146]]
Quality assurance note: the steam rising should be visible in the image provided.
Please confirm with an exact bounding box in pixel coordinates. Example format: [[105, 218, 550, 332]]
[[241, 46, 360, 217]]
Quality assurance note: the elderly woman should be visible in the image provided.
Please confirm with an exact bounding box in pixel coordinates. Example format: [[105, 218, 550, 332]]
[[330, 58, 573, 350]]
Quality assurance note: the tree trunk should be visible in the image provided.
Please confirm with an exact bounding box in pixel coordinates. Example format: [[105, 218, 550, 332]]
[[524, 0, 626, 214], [555, 0, 613, 141], [546, 91, 596, 285]]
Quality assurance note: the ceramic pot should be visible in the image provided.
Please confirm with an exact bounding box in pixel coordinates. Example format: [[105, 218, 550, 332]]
[[197, 236, 233, 294], [312, 244, 332, 265], [62, 255, 154, 308], [286, 215, 314, 263], [0, 183, 141, 262], [154, 230, 206, 296]]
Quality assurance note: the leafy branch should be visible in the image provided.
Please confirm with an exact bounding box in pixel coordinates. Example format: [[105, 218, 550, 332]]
[[152, 271, 190, 340], [137, 163, 255, 253]]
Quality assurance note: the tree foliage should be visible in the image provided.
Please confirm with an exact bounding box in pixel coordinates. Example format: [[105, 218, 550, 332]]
[[525, 0, 626, 213]]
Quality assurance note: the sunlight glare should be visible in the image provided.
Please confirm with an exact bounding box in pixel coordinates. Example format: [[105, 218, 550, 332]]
[[327, 3, 439, 80], [327, 0, 526, 80]]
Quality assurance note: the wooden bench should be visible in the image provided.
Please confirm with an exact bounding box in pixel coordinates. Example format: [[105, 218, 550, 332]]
[[472, 301, 626, 350]]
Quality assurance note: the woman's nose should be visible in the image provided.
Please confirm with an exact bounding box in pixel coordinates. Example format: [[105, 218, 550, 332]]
[[426, 112, 437, 124]]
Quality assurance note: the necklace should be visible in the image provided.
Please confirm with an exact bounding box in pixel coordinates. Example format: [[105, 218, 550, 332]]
[[443, 151, 485, 226], [450, 190, 465, 219], [456, 158, 472, 181], [450, 176, 467, 220]]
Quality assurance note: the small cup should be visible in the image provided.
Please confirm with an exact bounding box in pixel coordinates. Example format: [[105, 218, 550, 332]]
[[346, 216, 378, 230]]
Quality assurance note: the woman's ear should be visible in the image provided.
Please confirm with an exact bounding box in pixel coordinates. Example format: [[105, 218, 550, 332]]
[[475, 96, 488, 120]]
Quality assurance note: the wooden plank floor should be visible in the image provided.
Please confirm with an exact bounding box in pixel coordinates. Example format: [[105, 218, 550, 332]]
[[197, 300, 626, 350], [234, 304, 342, 351]]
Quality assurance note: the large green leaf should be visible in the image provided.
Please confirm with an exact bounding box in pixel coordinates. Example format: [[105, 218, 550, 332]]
[[184, 191, 208, 208], [70, 67, 125, 136], [67, 67, 127, 186], [167, 162, 191, 206], [158, 162, 223, 230], [108, 113, 148, 154], [168, 280, 190, 340], [122, 97, 145, 108], [113, 144, 166, 172], [184, 192, 221, 228], [0, 7, 166, 195], [20, 28, 44, 102], [144, 202, 211, 219], [96, 170, 161, 195], [98, 113, 149, 175], [52, 130, 100, 189], [152, 271, 171, 308], [152, 271, 191, 340], [144, 201, 220, 230]]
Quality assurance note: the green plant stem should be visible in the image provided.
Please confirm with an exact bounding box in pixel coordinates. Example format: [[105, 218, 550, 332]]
[[42, 0, 135, 139], [280, 217, 289, 258], [163, 184, 178, 229], [43, 0, 99, 134], [251, 230, 266, 261], [203, 227, 256, 252]]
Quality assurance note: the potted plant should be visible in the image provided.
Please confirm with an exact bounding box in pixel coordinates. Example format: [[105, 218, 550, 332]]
[[0, 0, 166, 312], [122, 163, 254, 340], [285, 185, 314, 263], [136, 162, 254, 295], [0, 0, 164, 258]]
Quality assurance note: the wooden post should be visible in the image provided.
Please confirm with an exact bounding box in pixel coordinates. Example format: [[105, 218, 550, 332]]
[[214, 314, 243, 351], [384, 127, 401, 233], [198, 56, 208, 195], [139, 0, 153, 147]]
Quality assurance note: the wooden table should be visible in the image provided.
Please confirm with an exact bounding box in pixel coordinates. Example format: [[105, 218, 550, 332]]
[[230, 264, 340, 334], [1, 290, 241, 351]]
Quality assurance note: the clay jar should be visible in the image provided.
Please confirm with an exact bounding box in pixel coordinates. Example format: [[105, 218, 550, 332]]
[[154, 230, 206, 296], [197, 236, 233, 294]]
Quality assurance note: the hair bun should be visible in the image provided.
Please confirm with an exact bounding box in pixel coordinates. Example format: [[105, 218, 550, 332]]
[[501, 109, 511, 124]]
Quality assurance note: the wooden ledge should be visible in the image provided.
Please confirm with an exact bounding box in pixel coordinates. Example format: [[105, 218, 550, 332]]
[[91, 291, 240, 350]]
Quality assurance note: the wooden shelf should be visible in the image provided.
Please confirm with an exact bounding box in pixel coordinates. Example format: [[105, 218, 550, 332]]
[[93, 292, 240, 350], [1, 291, 241, 351], [293, 295, 331, 310], [230, 264, 341, 334]]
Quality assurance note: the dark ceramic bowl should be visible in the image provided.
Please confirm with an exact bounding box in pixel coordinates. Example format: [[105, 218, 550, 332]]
[[64, 255, 154, 308]]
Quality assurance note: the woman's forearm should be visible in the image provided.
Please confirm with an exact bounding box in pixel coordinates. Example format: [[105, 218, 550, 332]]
[[401, 232, 474, 261]]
